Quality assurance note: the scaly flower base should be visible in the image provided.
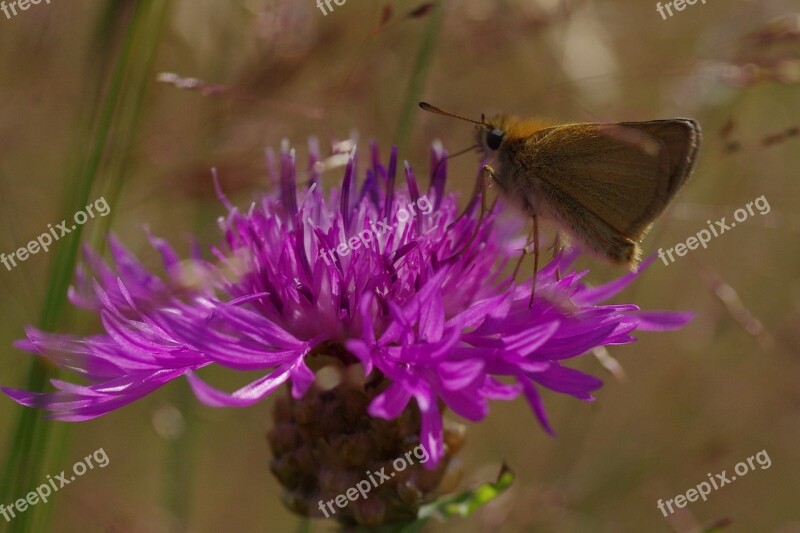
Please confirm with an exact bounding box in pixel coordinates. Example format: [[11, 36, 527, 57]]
[[268, 348, 465, 527]]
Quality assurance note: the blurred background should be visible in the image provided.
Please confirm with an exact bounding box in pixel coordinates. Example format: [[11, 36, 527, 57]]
[[1, 0, 799, 531]]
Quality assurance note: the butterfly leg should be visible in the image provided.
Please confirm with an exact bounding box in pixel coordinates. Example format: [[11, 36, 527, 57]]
[[512, 226, 534, 280], [446, 164, 487, 231], [444, 164, 493, 262], [529, 210, 540, 308], [552, 232, 563, 281]]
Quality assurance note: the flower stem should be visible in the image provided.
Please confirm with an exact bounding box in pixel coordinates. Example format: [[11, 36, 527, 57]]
[[0, 2, 170, 531], [393, 0, 444, 154]]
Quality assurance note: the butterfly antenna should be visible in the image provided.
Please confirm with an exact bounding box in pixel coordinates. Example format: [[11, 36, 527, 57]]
[[419, 102, 487, 126]]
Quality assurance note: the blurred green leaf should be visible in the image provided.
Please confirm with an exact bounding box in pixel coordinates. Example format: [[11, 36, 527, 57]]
[[350, 464, 514, 533], [420, 464, 514, 521], [393, 0, 443, 154], [0, 2, 171, 531]]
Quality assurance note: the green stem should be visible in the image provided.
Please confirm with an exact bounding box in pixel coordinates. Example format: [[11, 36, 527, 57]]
[[1, 2, 170, 531], [298, 517, 313, 533], [163, 386, 197, 532], [0, 2, 130, 512], [393, 0, 444, 154]]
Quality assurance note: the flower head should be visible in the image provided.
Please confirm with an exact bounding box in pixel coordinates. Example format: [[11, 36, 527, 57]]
[[3, 137, 691, 469]]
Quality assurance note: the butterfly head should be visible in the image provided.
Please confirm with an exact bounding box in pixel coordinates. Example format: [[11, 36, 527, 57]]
[[475, 115, 512, 160]]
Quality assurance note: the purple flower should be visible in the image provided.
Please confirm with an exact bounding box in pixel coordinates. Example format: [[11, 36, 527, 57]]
[[2, 138, 691, 466]]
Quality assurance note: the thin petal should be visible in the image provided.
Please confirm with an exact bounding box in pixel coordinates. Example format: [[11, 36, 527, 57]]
[[187, 366, 292, 407]]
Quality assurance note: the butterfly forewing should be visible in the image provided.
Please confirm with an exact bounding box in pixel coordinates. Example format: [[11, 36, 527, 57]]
[[522, 119, 700, 241]]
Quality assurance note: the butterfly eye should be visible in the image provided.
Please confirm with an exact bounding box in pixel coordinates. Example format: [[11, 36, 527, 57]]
[[486, 129, 505, 150]]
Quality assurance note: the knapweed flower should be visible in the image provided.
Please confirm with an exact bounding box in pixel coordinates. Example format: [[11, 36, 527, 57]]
[[3, 138, 691, 526]]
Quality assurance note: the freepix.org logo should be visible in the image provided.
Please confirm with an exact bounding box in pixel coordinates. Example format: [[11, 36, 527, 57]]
[[1, 0, 52, 21], [316, 0, 347, 17], [656, 0, 708, 21], [658, 195, 769, 266], [317, 444, 430, 519], [0, 448, 110, 523], [318, 194, 434, 266], [656, 449, 771, 518], [1, 196, 111, 273]]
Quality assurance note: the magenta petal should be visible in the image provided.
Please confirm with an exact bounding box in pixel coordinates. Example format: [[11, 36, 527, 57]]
[[502, 321, 560, 354], [530, 364, 603, 399], [574, 255, 655, 304], [630, 311, 695, 331], [290, 357, 315, 398], [2, 137, 691, 446], [187, 365, 293, 407], [445, 293, 510, 330], [481, 377, 522, 400], [521, 379, 555, 436], [438, 386, 488, 421], [344, 339, 374, 376], [2, 368, 188, 421], [437, 359, 485, 390], [418, 395, 444, 469], [368, 382, 412, 420]]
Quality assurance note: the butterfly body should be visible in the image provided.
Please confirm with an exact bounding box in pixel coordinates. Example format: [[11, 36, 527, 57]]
[[475, 115, 702, 268]]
